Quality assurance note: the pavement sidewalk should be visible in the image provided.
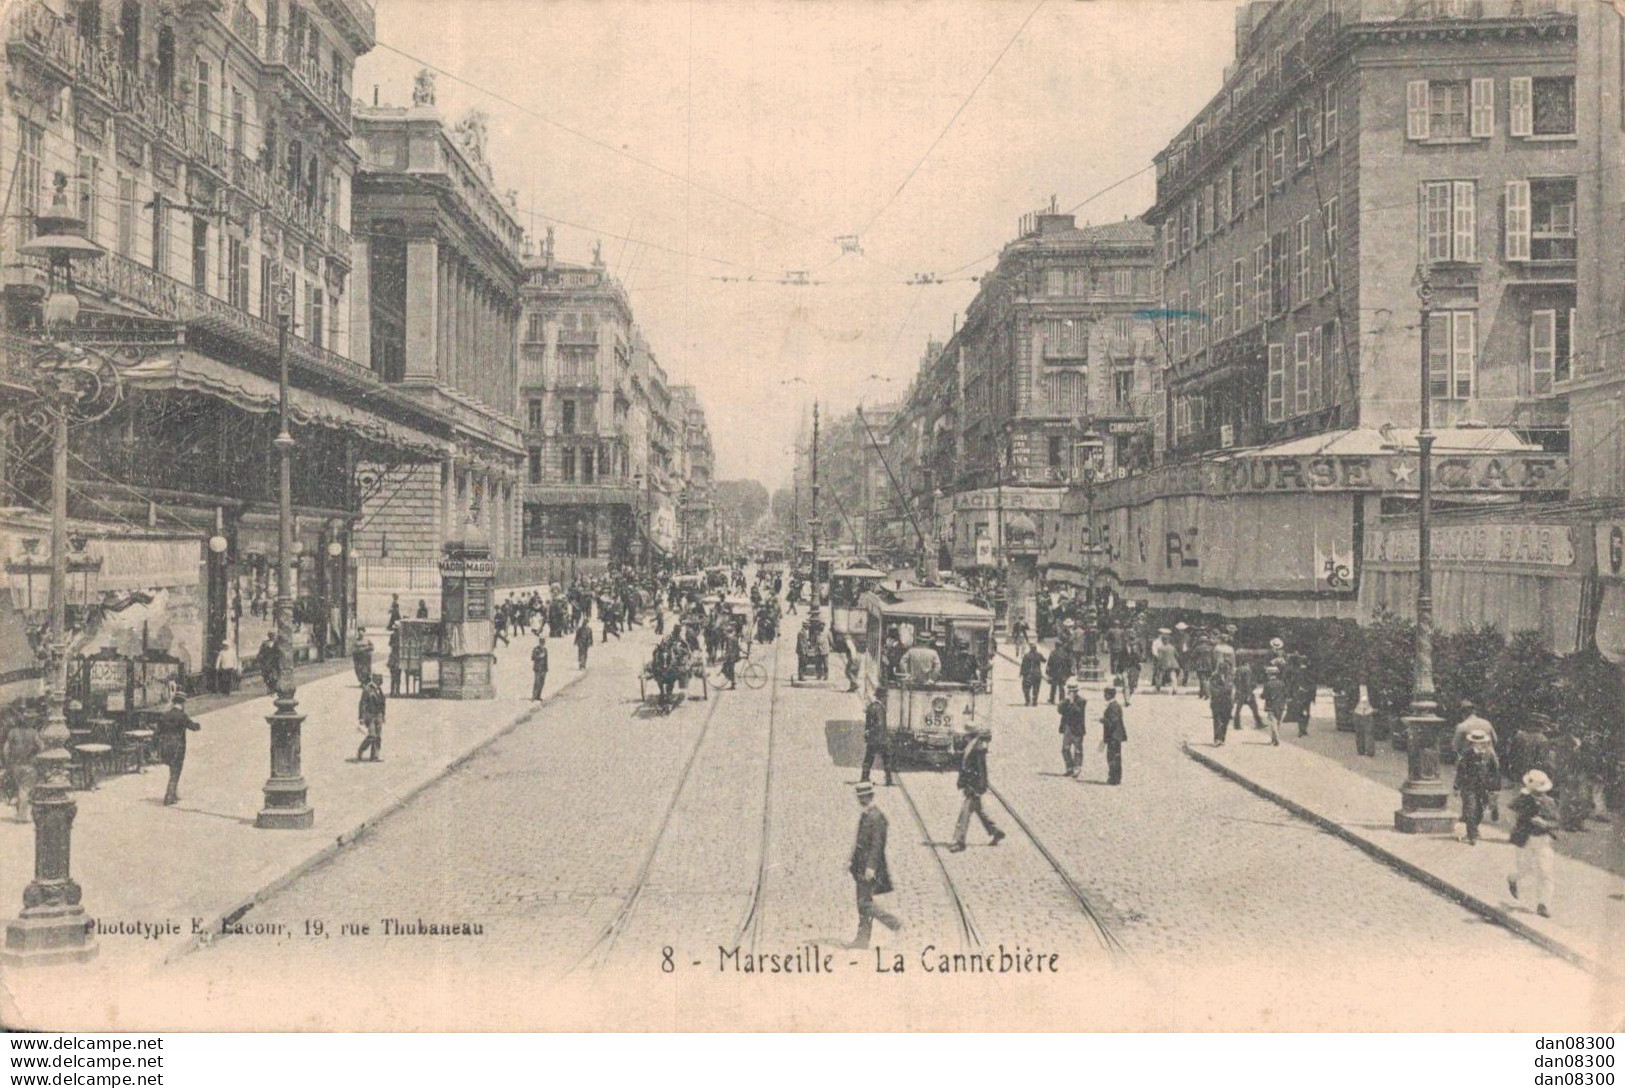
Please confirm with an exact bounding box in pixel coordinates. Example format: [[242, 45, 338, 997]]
[[1179, 713, 1625, 976], [995, 641, 1625, 975], [0, 624, 648, 974]]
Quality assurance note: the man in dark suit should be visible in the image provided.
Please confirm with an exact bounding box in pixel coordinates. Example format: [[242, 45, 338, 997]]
[[155, 691, 201, 806], [1100, 686, 1127, 785], [859, 693, 894, 786], [949, 729, 1005, 851], [529, 636, 549, 701], [1019, 644, 1045, 707], [1058, 680, 1087, 777], [849, 781, 902, 948]]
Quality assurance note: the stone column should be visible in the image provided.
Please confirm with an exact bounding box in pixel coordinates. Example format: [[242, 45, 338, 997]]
[[350, 236, 371, 370], [441, 453, 456, 547], [404, 238, 440, 380]]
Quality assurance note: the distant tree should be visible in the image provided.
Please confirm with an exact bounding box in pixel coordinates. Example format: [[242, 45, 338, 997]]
[[713, 479, 770, 532]]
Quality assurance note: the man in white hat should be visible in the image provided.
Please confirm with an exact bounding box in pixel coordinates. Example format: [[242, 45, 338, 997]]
[[1507, 769, 1559, 917], [849, 780, 902, 947]]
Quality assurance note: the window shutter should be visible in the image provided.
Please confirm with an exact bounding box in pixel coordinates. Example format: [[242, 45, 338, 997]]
[[1309, 325, 1324, 410], [1530, 309, 1556, 395], [1566, 308, 1576, 379], [1453, 310, 1476, 399], [1407, 80, 1430, 140], [1267, 343, 1286, 421], [1509, 76, 1532, 137], [1294, 331, 1311, 414], [1505, 179, 1531, 261], [1453, 181, 1477, 262], [1470, 78, 1494, 137], [1428, 313, 1452, 399]]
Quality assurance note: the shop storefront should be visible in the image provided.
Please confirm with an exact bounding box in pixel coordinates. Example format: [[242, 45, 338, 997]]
[[1085, 428, 1570, 622]]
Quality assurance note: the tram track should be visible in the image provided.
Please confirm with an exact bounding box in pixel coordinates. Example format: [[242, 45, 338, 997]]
[[893, 773, 982, 953], [987, 784, 1129, 961], [729, 634, 785, 956], [565, 674, 733, 975], [569, 620, 786, 973]]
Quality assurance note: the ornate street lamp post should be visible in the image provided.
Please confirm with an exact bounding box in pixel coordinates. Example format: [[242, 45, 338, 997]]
[[3, 174, 107, 965], [1395, 266, 1453, 833], [258, 287, 313, 829]]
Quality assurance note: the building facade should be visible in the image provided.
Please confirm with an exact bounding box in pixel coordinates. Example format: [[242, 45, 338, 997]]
[[1104, 0, 1589, 625], [349, 81, 527, 577], [670, 383, 715, 564], [0, 0, 468, 680]]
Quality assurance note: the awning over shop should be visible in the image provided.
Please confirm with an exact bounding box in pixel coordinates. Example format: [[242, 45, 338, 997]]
[[122, 353, 448, 460], [1005, 513, 1039, 536]]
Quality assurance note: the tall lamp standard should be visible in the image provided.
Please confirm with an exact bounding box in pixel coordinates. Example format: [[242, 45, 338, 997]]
[[1395, 265, 1452, 833], [258, 286, 313, 829], [3, 174, 106, 965]]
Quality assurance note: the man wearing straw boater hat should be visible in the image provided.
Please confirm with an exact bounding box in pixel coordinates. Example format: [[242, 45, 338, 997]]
[[1453, 728, 1499, 845], [848, 781, 902, 948]]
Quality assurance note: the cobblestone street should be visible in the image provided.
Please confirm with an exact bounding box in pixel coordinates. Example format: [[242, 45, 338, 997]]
[[132, 635, 1603, 1030]]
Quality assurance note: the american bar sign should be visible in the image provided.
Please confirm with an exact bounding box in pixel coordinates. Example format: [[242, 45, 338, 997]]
[[1364, 524, 1575, 568]]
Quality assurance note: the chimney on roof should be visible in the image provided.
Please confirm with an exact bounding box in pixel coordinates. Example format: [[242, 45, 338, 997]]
[[1036, 213, 1075, 235]]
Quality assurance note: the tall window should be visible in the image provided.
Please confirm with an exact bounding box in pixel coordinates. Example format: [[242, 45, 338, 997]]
[[1295, 104, 1313, 166], [528, 449, 542, 485], [1420, 180, 1477, 263], [116, 175, 135, 257], [561, 448, 576, 482], [1270, 230, 1289, 316], [1213, 267, 1227, 341], [1232, 258, 1246, 331], [1321, 196, 1338, 292], [231, 89, 246, 153], [195, 58, 212, 131], [1253, 245, 1268, 322], [1113, 269, 1132, 296], [528, 399, 544, 431], [118, 0, 141, 68], [1229, 163, 1246, 222], [1041, 318, 1087, 362], [1295, 216, 1313, 305], [1113, 369, 1134, 409], [1178, 290, 1191, 358], [1252, 144, 1267, 204], [1215, 171, 1231, 227], [1269, 126, 1287, 186], [1113, 315, 1133, 340], [1529, 308, 1574, 394], [580, 446, 595, 484], [259, 256, 276, 319], [1267, 343, 1286, 421], [1427, 311, 1476, 400], [562, 400, 576, 434], [17, 121, 42, 251], [1507, 177, 1578, 261], [191, 216, 209, 290], [306, 283, 324, 347], [152, 197, 168, 274], [1321, 320, 1340, 407], [525, 313, 546, 341], [76, 154, 99, 243], [1510, 76, 1575, 137], [1322, 83, 1339, 147], [227, 236, 248, 309]]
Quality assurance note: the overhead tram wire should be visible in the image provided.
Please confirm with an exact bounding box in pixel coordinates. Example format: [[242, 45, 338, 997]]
[[374, 39, 892, 276], [852, 0, 1047, 241]]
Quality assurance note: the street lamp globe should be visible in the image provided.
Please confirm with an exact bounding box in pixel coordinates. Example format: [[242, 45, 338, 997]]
[[208, 534, 229, 555]]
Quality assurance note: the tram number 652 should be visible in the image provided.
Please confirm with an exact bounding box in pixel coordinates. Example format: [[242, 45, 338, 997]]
[[921, 712, 952, 729]]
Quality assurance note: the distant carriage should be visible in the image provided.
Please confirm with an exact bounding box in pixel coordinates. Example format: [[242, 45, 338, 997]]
[[859, 585, 995, 769]]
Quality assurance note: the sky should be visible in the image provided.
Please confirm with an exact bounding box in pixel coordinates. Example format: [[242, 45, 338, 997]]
[[355, 0, 1239, 488]]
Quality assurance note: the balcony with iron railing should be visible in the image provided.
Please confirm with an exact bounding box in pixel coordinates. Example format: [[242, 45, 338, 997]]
[[5, 2, 351, 263], [75, 248, 368, 381], [262, 27, 353, 131]]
